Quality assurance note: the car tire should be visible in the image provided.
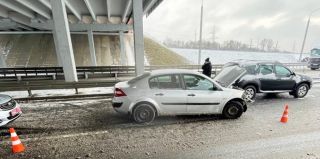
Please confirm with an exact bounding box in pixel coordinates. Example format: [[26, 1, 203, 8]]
[[132, 103, 156, 124], [293, 83, 309, 98], [311, 68, 316, 70], [244, 85, 257, 100], [222, 101, 244, 119]]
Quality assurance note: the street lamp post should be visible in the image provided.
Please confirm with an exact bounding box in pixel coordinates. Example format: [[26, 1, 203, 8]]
[[299, 8, 320, 61], [198, 0, 204, 67]]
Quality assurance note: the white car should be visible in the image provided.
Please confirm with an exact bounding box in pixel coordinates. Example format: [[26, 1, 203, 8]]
[[112, 69, 247, 123], [0, 94, 22, 126]]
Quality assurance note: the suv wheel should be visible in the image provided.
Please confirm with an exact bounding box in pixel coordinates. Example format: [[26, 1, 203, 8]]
[[132, 103, 156, 124], [293, 83, 309, 98], [244, 85, 257, 100], [222, 101, 243, 119]]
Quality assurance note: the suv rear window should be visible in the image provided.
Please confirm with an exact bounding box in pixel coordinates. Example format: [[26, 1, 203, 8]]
[[244, 65, 257, 74]]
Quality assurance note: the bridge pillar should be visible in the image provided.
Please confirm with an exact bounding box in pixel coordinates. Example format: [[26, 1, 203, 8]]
[[119, 31, 127, 65], [87, 30, 97, 66], [132, 0, 144, 76], [51, 0, 78, 82], [52, 30, 62, 67], [0, 53, 6, 68]]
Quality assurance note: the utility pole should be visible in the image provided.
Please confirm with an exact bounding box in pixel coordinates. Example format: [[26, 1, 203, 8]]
[[299, 8, 320, 61], [198, 0, 204, 66]]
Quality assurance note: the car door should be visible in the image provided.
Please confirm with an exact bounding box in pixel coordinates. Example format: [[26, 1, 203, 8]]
[[182, 74, 223, 114], [148, 74, 187, 115], [258, 64, 277, 90], [274, 65, 296, 90]]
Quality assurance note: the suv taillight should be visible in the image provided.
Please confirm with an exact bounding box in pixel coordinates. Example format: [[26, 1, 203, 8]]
[[114, 88, 127, 97]]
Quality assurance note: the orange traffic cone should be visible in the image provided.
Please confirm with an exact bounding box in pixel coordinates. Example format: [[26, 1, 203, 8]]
[[280, 105, 289, 123], [9, 128, 25, 153]]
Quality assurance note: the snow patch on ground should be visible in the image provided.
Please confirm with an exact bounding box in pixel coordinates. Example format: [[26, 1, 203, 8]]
[[2, 87, 114, 99], [20, 98, 111, 108]]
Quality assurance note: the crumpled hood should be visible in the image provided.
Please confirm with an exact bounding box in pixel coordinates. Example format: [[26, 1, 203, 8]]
[[0, 94, 12, 104], [214, 65, 247, 88]]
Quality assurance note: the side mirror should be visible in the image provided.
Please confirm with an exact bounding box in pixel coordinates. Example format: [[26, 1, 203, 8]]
[[290, 72, 296, 76]]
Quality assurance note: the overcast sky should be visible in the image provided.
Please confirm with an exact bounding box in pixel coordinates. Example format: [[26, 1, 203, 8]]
[[143, 0, 320, 52]]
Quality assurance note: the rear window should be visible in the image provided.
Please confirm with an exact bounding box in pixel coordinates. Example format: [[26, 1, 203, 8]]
[[149, 74, 182, 89], [128, 72, 150, 84], [244, 65, 257, 74]]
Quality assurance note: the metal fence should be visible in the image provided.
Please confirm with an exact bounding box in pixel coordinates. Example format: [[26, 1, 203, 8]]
[[0, 63, 309, 94], [0, 63, 308, 81]]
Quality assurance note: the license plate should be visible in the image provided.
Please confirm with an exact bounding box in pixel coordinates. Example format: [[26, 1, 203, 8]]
[[10, 107, 21, 117]]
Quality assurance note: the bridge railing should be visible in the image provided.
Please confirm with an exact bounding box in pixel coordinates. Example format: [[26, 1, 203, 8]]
[[0, 63, 307, 81]]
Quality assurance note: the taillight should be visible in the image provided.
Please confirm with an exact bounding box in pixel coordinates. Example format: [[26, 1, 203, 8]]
[[114, 88, 127, 97]]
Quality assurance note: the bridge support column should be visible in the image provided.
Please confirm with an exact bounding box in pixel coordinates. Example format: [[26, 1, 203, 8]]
[[51, 0, 78, 82], [132, 0, 144, 76], [87, 30, 97, 66], [52, 30, 62, 67], [0, 53, 6, 68], [119, 31, 126, 65]]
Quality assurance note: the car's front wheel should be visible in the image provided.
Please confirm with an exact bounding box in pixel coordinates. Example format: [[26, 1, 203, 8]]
[[244, 85, 257, 100], [222, 101, 244, 119], [293, 83, 309, 98], [132, 103, 156, 124]]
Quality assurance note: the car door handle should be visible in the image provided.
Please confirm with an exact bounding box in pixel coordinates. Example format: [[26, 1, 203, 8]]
[[155, 93, 164, 96], [188, 94, 195, 96]]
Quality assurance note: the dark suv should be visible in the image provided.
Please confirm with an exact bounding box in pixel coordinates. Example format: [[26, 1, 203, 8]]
[[215, 60, 313, 100]]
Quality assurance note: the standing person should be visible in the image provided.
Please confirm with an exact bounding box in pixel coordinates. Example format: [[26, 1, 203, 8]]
[[202, 58, 212, 77]]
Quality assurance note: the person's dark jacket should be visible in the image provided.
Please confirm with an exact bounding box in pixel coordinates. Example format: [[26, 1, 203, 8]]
[[202, 61, 212, 77]]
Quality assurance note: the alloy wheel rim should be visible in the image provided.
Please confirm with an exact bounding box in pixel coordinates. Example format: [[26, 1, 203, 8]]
[[298, 86, 307, 96], [228, 106, 239, 116], [245, 88, 255, 99], [139, 110, 150, 120]]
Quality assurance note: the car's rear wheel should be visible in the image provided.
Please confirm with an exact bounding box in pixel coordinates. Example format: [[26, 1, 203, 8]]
[[222, 101, 244, 119], [293, 83, 309, 98], [244, 85, 257, 100], [132, 103, 156, 124], [311, 68, 317, 70]]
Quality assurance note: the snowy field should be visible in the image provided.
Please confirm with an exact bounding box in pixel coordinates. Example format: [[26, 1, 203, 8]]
[[172, 48, 309, 64]]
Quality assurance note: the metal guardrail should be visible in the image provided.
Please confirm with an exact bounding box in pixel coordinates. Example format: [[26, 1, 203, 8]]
[[0, 65, 224, 81], [14, 93, 114, 102], [0, 63, 308, 95], [0, 63, 308, 81]]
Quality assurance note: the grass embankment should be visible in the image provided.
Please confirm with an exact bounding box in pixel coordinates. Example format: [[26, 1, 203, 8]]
[[144, 37, 190, 65]]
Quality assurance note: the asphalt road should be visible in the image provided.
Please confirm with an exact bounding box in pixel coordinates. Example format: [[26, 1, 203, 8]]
[[1, 84, 320, 159]]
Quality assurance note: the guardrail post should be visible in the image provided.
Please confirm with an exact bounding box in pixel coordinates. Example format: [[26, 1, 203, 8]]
[[75, 87, 79, 94], [85, 72, 89, 79], [17, 75, 21, 81], [52, 74, 56, 80], [28, 89, 32, 97]]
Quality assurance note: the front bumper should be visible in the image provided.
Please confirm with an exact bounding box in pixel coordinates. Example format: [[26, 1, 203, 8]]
[[308, 64, 320, 69], [0, 105, 22, 127]]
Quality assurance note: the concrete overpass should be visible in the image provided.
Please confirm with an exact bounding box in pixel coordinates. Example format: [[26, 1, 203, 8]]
[[0, 0, 163, 82]]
